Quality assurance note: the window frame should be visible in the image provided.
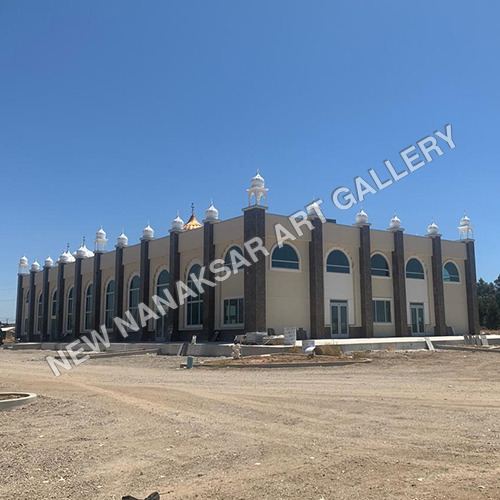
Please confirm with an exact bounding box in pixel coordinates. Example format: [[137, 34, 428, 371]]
[[222, 296, 244, 327], [373, 299, 392, 324], [104, 280, 115, 330], [270, 243, 300, 271], [224, 245, 244, 273], [128, 275, 140, 323], [186, 264, 203, 327], [84, 283, 93, 331], [155, 269, 170, 334], [370, 253, 390, 278], [406, 258, 425, 280], [326, 249, 351, 274], [443, 261, 460, 283], [37, 293, 43, 333], [66, 287, 74, 333]]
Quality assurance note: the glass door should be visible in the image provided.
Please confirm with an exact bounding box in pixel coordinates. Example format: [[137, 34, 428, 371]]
[[331, 301, 349, 338], [410, 303, 425, 336]]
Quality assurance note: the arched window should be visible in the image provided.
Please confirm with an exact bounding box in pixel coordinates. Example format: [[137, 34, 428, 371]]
[[271, 244, 299, 270], [105, 280, 115, 329], [51, 289, 58, 336], [129, 276, 140, 322], [37, 293, 43, 332], [443, 262, 460, 283], [66, 287, 74, 332], [406, 258, 425, 280], [326, 250, 350, 274], [371, 254, 390, 277], [186, 264, 203, 326], [84, 284, 93, 330], [156, 270, 170, 334], [224, 246, 244, 271]]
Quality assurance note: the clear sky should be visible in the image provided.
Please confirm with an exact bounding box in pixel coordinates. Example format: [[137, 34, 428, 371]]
[[1, 1, 499, 321]]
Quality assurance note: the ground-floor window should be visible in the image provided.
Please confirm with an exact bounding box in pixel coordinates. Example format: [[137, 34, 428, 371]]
[[223, 298, 244, 326], [373, 300, 391, 323]]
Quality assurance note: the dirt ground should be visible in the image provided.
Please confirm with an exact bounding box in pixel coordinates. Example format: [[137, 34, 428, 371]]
[[1, 349, 499, 500]]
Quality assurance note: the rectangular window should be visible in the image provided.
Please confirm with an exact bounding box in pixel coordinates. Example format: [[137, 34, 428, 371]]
[[223, 298, 244, 325], [373, 300, 391, 323]]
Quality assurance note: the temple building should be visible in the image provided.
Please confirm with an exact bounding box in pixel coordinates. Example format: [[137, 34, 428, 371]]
[[15, 172, 479, 342]]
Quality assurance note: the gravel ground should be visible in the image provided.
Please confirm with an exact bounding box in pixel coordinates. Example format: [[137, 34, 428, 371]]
[[0, 348, 499, 500]]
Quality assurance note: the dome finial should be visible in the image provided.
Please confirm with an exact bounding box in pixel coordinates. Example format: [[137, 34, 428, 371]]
[[247, 169, 268, 207], [171, 211, 184, 232], [205, 199, 219, 222], [183, 204, 202, 230], [142, 222, 154, 240]]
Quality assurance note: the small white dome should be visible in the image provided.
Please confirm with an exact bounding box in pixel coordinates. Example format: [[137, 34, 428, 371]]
[[96, 227, 107, 240], [356, 208, 368, 224], [427, 221, 439, 235], [171, 212, 184, 231], [250, 171, 265, 188], [20, 255, 28, 265], [205, 201, 219, 221], [44, 255, 53, 268], [31, 260, 40, 272], [117, 231, 129, 247], [389, 214, 402, 229], [460, 214, 471, 227], [142, 223, 154, 240]]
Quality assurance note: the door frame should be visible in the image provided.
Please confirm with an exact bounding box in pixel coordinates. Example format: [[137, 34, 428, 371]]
[[330, 300, 349, 339]]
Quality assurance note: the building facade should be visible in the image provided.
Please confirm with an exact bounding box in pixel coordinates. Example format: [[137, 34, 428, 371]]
[[14, 172, 480, 342]]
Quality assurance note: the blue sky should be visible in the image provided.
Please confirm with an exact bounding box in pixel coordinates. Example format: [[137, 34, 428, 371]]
[[1, 0, 499, 320]]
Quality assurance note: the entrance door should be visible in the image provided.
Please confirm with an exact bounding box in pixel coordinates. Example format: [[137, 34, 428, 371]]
[[410, 303, 425, 335], [331, 301, 349, 338]]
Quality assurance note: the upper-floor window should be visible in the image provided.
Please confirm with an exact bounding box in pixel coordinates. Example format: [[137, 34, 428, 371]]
[[406, 258, 425, 280], [371, 254, 390, 277], [443, 262, 460, 283], [271, 244, 299, 270], [224, 246, 244, 271], [326, 250, 350, 274]]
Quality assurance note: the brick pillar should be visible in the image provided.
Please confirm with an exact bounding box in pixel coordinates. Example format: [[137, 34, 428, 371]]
[[41, 265, 50, 340], [391, 229, 409, 336], [92, 252, 102, 331], [358, 224, 374, 337], [464, 240, 480, 335], [15, 274, 24, 339], [56, 262, 65, 341], [243, 205, 266, 332], [202, 221, 216, 339], [309, 216, 325, 338], [72, 257, 83, 339], [430, 235, 447, 335], [139, 239, 151, 340], [113, 246, 125, 337], [28, 270, 36, 341], [168, 230, 181, 340]]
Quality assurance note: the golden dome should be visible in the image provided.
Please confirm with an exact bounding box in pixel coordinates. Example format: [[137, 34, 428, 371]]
[[183, 203, 202, 231]]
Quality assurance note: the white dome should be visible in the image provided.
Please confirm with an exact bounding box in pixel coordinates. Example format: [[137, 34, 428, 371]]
[[171, 212, 184, 231], [356, 208, 368, 224], [460, 214, 471, 227], [142, 223, 154, 240], [59, 248, 76, 264], [96, 227, 107, 240], [427, 221, 439, 235], [389, 214, 402, 229], [76, 243, 94, 259], [250, 171, 265, 188], [31, 260, 40, 272], [44, 255, 53, 268], [205, 201, 219, 221], [117, 231, 129, 247], [19, 255, 28, 265]]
